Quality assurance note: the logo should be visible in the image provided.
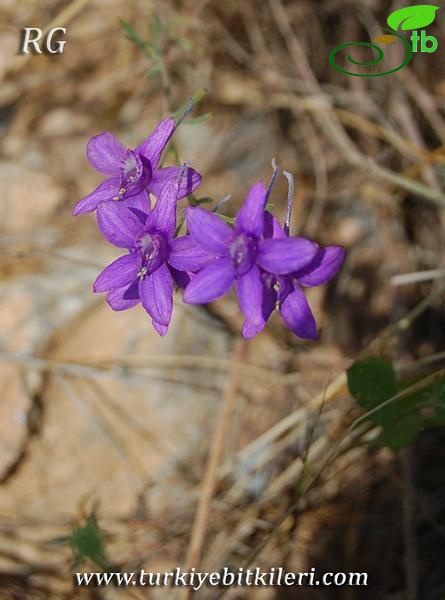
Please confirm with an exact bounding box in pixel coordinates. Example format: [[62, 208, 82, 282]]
[[19, 27, 67, 55], [329, 5, 439, 77]]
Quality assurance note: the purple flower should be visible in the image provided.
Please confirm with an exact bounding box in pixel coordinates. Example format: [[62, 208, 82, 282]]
[[183, 181, 320, 335], [72, 118, 201, 216], [92, 178, 208, 336], [242, 214, 345, 340]]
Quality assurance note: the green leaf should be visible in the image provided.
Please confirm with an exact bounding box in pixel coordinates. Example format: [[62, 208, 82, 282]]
[[181, 113, 213, 125], [415, 377, 445, 426], [147, 64, 162, 79], [150, 13, 163, 50], [424, 407, 445, 427], [349, 359, 445, 452], [120, 20, 148, 51], [120, 19, 161, 63], [347, 357, 397, 425], [70, 517, 108, 569], [218, 214, 236, 225], [398, 372, 445, 406], [193, 196, 213, 206], [387, 5, 439, 31], [376, 413, 421, 451], [171, 88, 208, 121]]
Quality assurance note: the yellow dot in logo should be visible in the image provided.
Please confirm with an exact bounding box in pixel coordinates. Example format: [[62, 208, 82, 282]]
[[373, 35, 397, 45]]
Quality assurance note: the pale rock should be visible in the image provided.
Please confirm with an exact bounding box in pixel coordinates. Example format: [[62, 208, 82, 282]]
[[0, 162, 63, 233]]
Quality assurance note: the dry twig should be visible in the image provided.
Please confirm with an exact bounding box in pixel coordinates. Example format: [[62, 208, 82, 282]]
[[181, 340, 246, 599]]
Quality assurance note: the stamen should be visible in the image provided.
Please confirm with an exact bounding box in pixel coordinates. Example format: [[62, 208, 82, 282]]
[[174, 88, 207, 129], [212, 194, 231, 213], [138, 266, 148, 280], [229, 233, 256, 275], [265, 158, 280, 203], [178, 161, 190, 187], [175, 97, 194, 129], [234, 250, 244, 265], [282, 170, 295, 236]]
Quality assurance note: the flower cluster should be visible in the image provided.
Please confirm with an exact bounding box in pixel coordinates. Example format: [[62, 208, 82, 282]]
[[74, 117, 344, 339]]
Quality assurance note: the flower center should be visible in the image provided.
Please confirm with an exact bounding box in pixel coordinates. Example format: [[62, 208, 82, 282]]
[[264, 273, 291, 308], [118, 150, 151, 198], [229, 233, 257, 276], [135, 231, 168, 277]]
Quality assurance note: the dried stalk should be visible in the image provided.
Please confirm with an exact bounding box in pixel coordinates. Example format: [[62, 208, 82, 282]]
[[181, 340, 246, 600]]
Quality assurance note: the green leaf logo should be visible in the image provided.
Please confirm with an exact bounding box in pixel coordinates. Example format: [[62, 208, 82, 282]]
[[387, 5, 439, 31]]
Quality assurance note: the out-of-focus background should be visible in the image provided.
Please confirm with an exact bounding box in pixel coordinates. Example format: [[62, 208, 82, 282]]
[[1, 0, 445, 598]]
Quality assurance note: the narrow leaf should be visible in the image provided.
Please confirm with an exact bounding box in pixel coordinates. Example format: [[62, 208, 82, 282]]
[[172, 88, 208, 121], [181, 113, 213, 125]]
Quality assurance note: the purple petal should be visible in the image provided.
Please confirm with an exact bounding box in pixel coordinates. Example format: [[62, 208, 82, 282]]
[[106, 281, 140, 311], [185, 207, 232, 254], [263, 211, 286, 239], [139, 263, 173, 326], [96, 202, 142, 249], [72, 178, 120, 216], [169, 266, 191, 289], [150, 166, 202, 200], [257, 237, 319, 275], [168, 235, 211, 272], [93, 254, 139, 293], [152, 321, 168, 336], [87, 133, 125, 176], [242, 320, 265, 339], [280, 285, 317, 340], [241, 273, 278, 339], [183, 258, 235, 304], [237, 265, 265, 331], [262, 280, 279, 320], [295, 246, 345, 287], [135, 118, 175, 167], [235, 180, 267, 237], [148, 178, 178, 237], [126, 190, 152, 214], [125, 191, 151, 227]]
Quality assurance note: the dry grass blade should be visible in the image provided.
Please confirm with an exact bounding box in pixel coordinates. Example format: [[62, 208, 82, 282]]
[[221, 281, 445, 495], [181, 340, 246, 599]]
